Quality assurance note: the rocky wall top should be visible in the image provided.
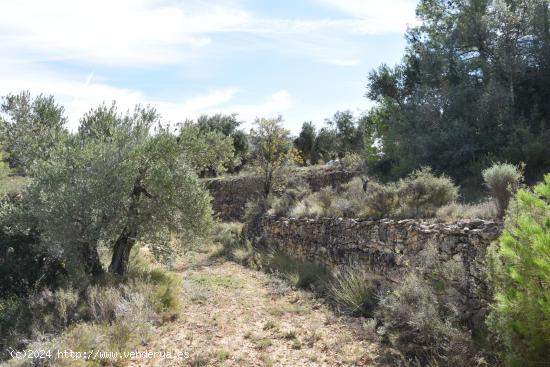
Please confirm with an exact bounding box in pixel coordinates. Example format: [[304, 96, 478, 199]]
[[205, 167, 358, 221]]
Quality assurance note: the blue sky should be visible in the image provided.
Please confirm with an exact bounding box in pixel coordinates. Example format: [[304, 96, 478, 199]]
[[0, 0, 418, 133]]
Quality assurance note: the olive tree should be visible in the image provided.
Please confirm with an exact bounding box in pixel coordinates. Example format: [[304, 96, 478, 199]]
[[196, 113, 249, 172], [0, 91, 68, 174], [178, 122, 236, 177], [27, 104, 212, 276], [249, 117, 291, 197]]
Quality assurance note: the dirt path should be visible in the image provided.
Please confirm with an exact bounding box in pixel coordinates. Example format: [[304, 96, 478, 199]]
[[130, 252, 385, 367]]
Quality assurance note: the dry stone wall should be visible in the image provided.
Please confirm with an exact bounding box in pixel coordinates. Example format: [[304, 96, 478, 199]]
[[205, 168, 358, 221], [257, 216, 502, 327]]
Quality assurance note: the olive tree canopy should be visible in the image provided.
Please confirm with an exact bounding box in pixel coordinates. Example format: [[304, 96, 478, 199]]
[[26, 103, 213, 276]]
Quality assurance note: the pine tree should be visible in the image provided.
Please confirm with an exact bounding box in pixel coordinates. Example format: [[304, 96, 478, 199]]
[[487, 173, 550, 365]]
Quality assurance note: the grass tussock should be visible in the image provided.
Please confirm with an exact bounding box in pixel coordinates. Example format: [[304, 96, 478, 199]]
[[329, 267, 380, 317]]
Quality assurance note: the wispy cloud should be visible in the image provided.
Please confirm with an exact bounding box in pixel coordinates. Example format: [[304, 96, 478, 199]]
[[0, 0, 412, 132], [314, 0, 418, 33], [0, 0, 416, 67], [0, 61, 291, 130], [0, 0, 249, 66], [224, 90, 292, 123], [180, 89, 239, 112]]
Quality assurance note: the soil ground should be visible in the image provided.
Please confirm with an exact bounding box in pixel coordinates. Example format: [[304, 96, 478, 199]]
[[129, 249, 387, 367]]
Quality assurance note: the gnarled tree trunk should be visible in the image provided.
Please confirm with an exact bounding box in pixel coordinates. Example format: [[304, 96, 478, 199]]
[[108, 226, 137, 276], [108, 172, 151, 276]]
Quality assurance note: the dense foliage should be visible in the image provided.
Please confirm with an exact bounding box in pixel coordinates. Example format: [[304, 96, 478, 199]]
[[0, 92, 68, 174], [365, 0, 550, 184], [293, 111, 367, 165], [487, 173, 550, 365], [195, 113, 249, 173], [2, 102, 213, 278], [178, 121, 236, 177]]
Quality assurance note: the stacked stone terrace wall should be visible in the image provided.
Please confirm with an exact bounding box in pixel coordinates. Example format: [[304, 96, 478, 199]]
[[206, 168, 358, 221], [258, 216, 502, 327]]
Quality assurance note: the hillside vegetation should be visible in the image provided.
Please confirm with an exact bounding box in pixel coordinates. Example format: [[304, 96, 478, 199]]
[[1, 0, 550, 365]]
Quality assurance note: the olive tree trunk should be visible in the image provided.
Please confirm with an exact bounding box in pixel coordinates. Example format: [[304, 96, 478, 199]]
[[108, 174, 149, 276], [82, 242, 104, 276], [108, 227, 137, 276]]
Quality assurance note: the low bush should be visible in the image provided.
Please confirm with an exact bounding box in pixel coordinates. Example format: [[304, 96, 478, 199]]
[[339, 152, 363, 170], [397, 167, 459, 217], [0, 226, 66, 298], [482, 162, 523, 218], [486, 173, 550, 365], [268, 184, 310, 217], [363, 181, 399, 219], [376, 272, 479, 365], [243, 196, 272, 238], [285, 168, 457, 220], [329, 267, 379, 317], [289, 196, 324, 218], [1, 247, 182, 364], [208, 222, 244, 257]]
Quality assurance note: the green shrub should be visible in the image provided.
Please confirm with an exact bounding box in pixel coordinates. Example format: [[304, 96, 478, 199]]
[[0, 220, 66, 297], [2, 246, 182, 363], [486, 173, 550, 365], [377, 272, 477, 365], [398, 167, 459, 217], [86, 285, 124, 323], [329, 267, 379, 316], [363, 181, 399, 218], [243, 196, 272, 238], [482, 163, 523, 218], [0, 296, 32, 358], [337, 178, 368, 217], [316, 186, 335, 211], [270, 167, 458, 220], [289, 186, 337, 218], [208, 222, 244, 258]]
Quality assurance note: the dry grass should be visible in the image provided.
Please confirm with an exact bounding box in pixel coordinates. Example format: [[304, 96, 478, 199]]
[[3, 247, 183, 367], [4, 240, 387, 366], [127, 247, 385, 367], [436, 200, 497, 221]]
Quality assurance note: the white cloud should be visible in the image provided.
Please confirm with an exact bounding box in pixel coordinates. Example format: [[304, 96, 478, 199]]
[[0, 0, 409, 133], [0, 0, 416, 68], [180, 89, 239, 112], [225, 90, 292, 123], [0, 61, 291, 130], [315, 0, 418, 33], [0, 0, 249, 66]]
